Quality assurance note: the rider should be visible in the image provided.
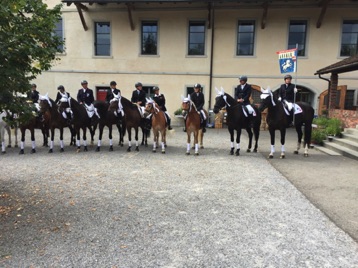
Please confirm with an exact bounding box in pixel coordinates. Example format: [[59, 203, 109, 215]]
[[235, 75, 254, 126], [153, 86, 172, 130], [55, 85, 72, 124], [278, 74, 298, 125], [131, 82, 147, 116], [106, 81, 121, 103], [28, 83, 40, 103], [77, 80, 99, 124], [190, 83, 207, 133]]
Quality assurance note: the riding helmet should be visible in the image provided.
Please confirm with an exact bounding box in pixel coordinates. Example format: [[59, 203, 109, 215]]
[[239, 76, 248, 82], [57, 85, 65, 90], [153, 86, 159, 91], [31, 83, 37, 87], [284, 74, 292, 80], [135, 82, 143, 88], [110, 81, 117, 86], [194, 83, 201, 89], [81, 80, 88, 85]]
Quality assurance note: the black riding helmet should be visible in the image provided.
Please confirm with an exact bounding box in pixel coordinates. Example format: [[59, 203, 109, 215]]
[[135, 82, 142, 88], [110, 81, 117, 86], [57, 85, 64, 90], [153, 86, 159, 91], [284, 74, 292, 80], [194, 83, 201, 89], [239, 76, 248, 82]]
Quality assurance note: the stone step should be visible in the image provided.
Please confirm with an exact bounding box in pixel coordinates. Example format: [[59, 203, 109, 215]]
[[342, 133, 358, 143], [329, 137, 358, 151], [344, 128, 358, 136], [314, 145, 341, 156], [322, 141, 358, 161]]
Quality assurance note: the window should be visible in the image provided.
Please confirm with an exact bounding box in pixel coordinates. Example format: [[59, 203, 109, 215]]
[[340, 20, 358, 56], [54, 18, 64, 52], [142, 86, 156, 98], [345, 90, 356, 110], [186, 87, 194, 96], [188, 21, 205, 56], [288, 20, 307, 56], [141, 21, 158, 55], [237, 20, 255, 56], [95, 22, 110, 56]]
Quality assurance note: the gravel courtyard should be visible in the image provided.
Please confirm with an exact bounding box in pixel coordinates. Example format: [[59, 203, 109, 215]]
[[1, 127, 357, 267]]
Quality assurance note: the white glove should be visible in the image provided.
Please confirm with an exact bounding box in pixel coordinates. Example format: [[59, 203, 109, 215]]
[[278, 97, 282, 101], [294, 87, 298, 93]]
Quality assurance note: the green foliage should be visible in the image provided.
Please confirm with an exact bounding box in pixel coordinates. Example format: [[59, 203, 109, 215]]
[[325, 118, 342, 136], [312, 117, 343, 144], [313, 117, 329, 128], [174, 107, 183, 116], [0, 0, 63, 116], [311, 128, 326, 145]]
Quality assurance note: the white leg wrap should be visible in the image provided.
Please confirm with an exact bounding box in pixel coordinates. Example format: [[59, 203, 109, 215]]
[[21, 141, 24, 150], [109, 139, 113, 146], [161, 142, 165, 150], [135, 141, 139, 147], [281, 145, 285, 152], [76, 140, 80, 147], [304, 144, 309, 154], [60, 140, 64, 148], [195, 143, 199, 152], [98, 140, 101, 147], [187, 143, 190, 152], [50, 140, 54, 149], [153, 142, 156, 150], [231, 141, 234, 148], [270, 145, 275, 154], [236, 143, 240, 150], [31, 140, 35, 149], [83, 140, 87, 147], [1, 141, 5, 152], [128, 141, 131, 147]]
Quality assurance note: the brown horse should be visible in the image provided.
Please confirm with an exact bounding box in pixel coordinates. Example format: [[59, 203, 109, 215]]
[[181, 96, 207, 155], [1, 111, 18, 153], [39, 96, 73, 153], [116, 96, 146, 152], [144, 99, 167, 153]]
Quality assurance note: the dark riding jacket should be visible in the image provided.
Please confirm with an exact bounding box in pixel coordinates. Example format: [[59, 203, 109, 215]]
[[190, 92, 205, 111], [278, 83, 295, 102], [105, 88, 121, 103], [153, 94, 167, 112], [28, 90, 39, 103], [131, 89, 146, 107], [235, 84, 252, 105], [77, 88, 94, 106], [55, 92, 70, 104]]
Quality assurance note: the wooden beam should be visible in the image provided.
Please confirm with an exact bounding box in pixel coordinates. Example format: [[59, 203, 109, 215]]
[[127, 3, 135, 31], [76, 2, 89, 11], [261, 1, 269, 30], [75, 3, 88, 31], [316, 0, 331, 28]]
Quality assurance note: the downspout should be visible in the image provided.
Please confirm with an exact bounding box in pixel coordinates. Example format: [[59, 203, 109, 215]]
[[318, 74, 331, 111], [208, 2, 215, 109]]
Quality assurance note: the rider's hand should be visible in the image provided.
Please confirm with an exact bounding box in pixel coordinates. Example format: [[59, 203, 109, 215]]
[[237, 98, 243, 103], [278, 97, 282, 101], [294, 87, 298, 93]]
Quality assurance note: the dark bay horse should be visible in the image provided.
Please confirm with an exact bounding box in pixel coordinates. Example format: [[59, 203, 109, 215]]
[[1, 111, 18, 153], [144, 99, 167, 153], [94, 97, 126, 152], [59, 97, 96, 152], [39, 96, 72, 153], [181, 96, 207, 155], [259, 87, 314, 158], [118, 96, 148, 152], [213, 88, 261, 156]]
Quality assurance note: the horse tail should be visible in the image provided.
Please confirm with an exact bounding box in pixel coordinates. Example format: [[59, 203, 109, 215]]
[[94, 101, 107, 119]]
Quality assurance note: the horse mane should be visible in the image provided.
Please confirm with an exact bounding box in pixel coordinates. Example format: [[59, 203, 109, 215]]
[[189, 100, 198, 112], [121, 96, 138, 110], [94, 100, 108, 118]]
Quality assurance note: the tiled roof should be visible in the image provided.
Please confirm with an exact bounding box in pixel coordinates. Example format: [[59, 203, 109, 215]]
[[315, 55, 358, 75]]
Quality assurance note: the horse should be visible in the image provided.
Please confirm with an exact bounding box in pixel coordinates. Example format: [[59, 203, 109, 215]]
[[213, 88, 261, 156], [94, 97, 126, 152], [38, 95, 75, 153], [58, 97, 97, 152], [144, 99, 167, 153], [18, 100, 50, 154], [0, 111, 18, 153], [116, 96, 150, 152], [259, 87, 314, 158], [181, 95, 207, 155]]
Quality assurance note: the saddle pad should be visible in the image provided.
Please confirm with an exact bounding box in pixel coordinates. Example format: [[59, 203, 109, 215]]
[[293, 104, 303, 114]]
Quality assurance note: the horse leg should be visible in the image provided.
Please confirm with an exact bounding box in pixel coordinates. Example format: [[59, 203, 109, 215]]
[[194, 130, 199, 156], [186, 132, 191, 155], [235, 128, 242, 156], [76, 127, 81, 152], [30, 128, 36, 154], [69, 125, 75, 146], [96, 124, 104, 152], [303, 122, 312, 157], [49, 128, 55, 153], [90, 125, 96, 146], [59, 128, 64, 152], [253, 124, 259, 153], [161, 130, 166, 154], [117, 123, 123, 147], [109, 125, 114, 151], [268, 127, 275, 159], [82, 127, 88, 152], [1, 126, 6, 153], [229, 127, 235, 155], [135, 127, 139, 151], [280, 128, 286, 159], [14, 126, 18, 148], [246, 127, 253, 153], [152, 129, 157, 153], [199, 129, 204, 149], [127, 127, 132, 152], [19, 128, 25, 154], [294, 124, 303, 154]]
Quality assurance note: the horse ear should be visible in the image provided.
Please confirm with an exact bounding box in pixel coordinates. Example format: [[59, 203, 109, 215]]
[[267, 86, 271, 92], [260, 87, 265, 93], [181, 95, 184, 101], [215, 87, 219, 94], [187, 94, 191, 100], [220, 86, 225, 94]]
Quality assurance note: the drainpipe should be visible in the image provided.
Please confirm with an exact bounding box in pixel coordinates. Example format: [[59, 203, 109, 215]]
[[318, 74, 331, 111], [208, 2, 215, 109]]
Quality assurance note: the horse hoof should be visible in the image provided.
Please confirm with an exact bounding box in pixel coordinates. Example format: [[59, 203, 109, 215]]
[[7, 145, 11, 148], [194, 152, 199, 156], [268, 155, 273, 159], [15, 145, 18, 148], [60, 148, 64, 153], [294, 151, 299, 154], [84, 147, 88, 152], [280, 155, 285, 159], [109, 146, 113, 152], [186, 152, 190, 155], [164, 144, 167, 148], [235, 150, 240, 156], [162, 151, 165, 154], [304, 153, 309, 157], [2, 151, 6, 154], [253, 149, 258, 153], [230, 150, 234, 155], [48, 149, 53, 153], [246, 149, 251, 153], [135, 146, 139, 152], [200, 146, 204, 149], [152, 150, 156, 153], [95, 147, 100, 152], [127, 147, 131, 152], [19, 150, 24, 155], [31, 149, 36, 154]]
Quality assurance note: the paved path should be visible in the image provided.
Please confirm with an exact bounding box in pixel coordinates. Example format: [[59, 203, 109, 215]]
[[0, 127, 357, 267]]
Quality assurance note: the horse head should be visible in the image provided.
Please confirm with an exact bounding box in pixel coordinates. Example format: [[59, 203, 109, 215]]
[[181, 94, 193, 113], [259, 86, 276, 112], [38, 93, 53, 113], [213, 87, 228, 114], [145, 97, 157, 114]]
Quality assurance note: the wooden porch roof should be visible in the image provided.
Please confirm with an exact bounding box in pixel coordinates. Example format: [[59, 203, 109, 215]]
[[315, 55, 358, 75]]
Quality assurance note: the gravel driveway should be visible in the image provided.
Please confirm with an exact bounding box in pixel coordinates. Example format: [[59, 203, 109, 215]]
[[1, 127, 357, 267]]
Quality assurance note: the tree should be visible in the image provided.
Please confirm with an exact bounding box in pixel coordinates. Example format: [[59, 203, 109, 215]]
[[0, 0, 63, 120]]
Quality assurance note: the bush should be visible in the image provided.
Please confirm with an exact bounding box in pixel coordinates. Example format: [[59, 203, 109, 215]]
[[325, 118, 342, 136], [174, 108, 183, 116], [311, 129, 326, 145]]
